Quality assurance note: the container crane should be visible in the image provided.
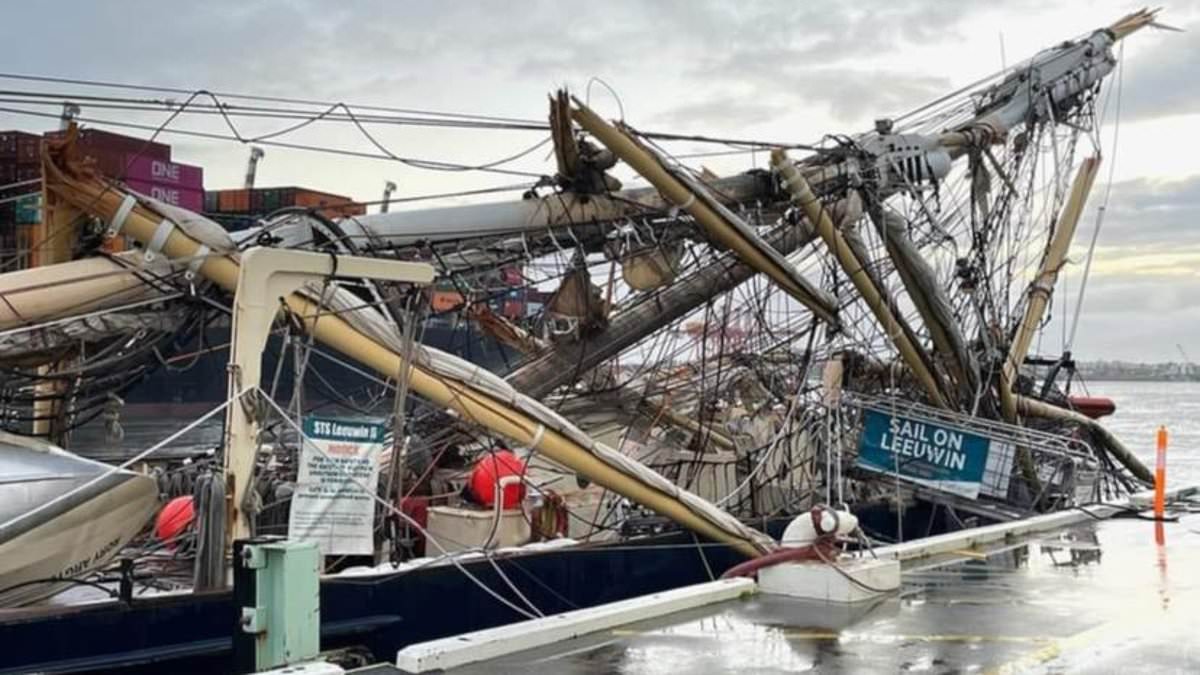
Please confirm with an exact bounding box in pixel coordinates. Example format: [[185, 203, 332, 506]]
[[243, 146, 264, 189], [381, 180, 397, 213]]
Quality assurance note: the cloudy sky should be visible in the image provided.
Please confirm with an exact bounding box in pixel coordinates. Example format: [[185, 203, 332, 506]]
[[1, 0, 1196, 361]]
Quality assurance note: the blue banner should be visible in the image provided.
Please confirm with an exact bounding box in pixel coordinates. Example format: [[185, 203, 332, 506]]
[[303, 416, 384, 443], [857, 409, 992, 499]]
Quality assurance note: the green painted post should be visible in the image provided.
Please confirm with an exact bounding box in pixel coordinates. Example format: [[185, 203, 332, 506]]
[[239, 539, 321, 671]]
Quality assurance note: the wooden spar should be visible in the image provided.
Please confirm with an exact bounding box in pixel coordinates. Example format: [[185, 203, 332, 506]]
[[41, 143, 770, 559], [937, 11, 1162, 154], [1107, 7, 1166, 39], [830, 200, 943, 394], [1016, 394, 1153, 484], [868, 206, 977, 399], [507, 223, 817, 398], [472, 307, 737, 451], [995, 157, 1099, 501], [568, 98, 841, 329], [1000, 156, 1101, 420], [772, 150, 951, 409], [0, 253, 164, 330]]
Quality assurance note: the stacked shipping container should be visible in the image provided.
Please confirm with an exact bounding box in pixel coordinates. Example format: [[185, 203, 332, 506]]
[[3, 126, 368, 267], [44, 129, 205, 211], [4, 127, 209, 268], [0, 131, 44, 267], [203, 186, 366, 230], [121, 155, 203, 211], [44, 128, 172, 169]]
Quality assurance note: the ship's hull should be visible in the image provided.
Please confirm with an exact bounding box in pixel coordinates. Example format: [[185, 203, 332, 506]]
[[0, 503, 955, 673]]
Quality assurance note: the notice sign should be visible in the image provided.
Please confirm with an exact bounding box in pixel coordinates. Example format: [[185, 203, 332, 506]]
[[857, 409, 1010, 499], [288, 417, 385, 555]]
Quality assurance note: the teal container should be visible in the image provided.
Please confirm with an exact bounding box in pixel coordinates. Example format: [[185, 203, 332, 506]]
[[14, 193, 40, 225]]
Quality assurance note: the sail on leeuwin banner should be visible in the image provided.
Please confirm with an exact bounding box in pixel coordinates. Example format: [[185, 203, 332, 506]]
[[288, 416, 385, 555], [856, 409, 1013, 499]]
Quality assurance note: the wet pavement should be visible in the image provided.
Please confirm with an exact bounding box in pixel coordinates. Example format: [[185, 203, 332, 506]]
[[448, 511, 1200, 674]]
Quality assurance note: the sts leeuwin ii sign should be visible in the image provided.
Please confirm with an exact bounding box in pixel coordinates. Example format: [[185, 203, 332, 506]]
[[287, 416, 386, 555], [857, 409, 1013, 499]]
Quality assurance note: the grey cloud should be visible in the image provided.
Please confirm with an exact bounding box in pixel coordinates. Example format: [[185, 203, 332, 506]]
[[657, 0, 975, 127], [1042, 272, 1200, 360], [1068, 274, 1200, 315], [771, 69, 950, 122], [1120, 23, 1200, 121], [652, 68, 949, 135], [0, 0, 984, 128], [1048, 174, 1200, 360], [465, 0, 983, 117], [650, 100, 793, 130], [1084, 175, 1200, 247], [2, 1, 427, 101]]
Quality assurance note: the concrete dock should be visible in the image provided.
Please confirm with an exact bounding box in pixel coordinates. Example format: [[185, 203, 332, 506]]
[[436, 510, 1200, 673]]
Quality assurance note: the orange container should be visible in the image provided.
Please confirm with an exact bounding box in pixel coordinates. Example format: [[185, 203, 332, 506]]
[[293, 189, 330, 208], [217, 189, 250, 213], [290, 189, 365, 218]]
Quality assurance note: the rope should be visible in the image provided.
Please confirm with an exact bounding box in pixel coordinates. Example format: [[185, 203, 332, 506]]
[[192, 469, 226, 591]]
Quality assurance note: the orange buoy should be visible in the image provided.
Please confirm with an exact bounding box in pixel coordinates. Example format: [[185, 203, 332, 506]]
[[469, 450, 526, 509], [1154, 426, 1168, 519], [155, 495, 195, 546]]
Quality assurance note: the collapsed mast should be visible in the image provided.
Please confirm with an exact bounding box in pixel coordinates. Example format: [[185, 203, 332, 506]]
[[0, 11, 1167, 561]]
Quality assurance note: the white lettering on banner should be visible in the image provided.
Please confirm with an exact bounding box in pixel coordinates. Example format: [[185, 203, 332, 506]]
[[311, 419, 378, 440], [882, 417, 967, 471]]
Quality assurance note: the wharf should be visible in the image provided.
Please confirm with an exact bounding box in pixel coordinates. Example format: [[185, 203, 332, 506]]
[[427, 510, 1199, 673]]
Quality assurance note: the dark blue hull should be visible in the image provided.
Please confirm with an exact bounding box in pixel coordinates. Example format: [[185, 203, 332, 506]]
[[0, 504, 956, 674], [0, 532, 748, 674]]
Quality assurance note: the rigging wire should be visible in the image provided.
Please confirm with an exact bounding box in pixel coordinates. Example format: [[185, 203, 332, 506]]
[[0, 76, 824, 149], [1067, 44, 1122, 352], [0, 72, 546, 126], [0, 104, 548, 178]]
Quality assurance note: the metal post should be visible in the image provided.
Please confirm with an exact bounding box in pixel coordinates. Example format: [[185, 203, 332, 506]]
[[232, 538, 322, 673]]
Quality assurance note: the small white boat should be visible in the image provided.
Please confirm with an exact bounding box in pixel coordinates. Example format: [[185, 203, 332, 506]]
[[0, 432, 159, 607]]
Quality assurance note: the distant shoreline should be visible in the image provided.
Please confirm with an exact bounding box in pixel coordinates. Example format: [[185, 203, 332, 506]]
[[1040, 362, 1197, 383], [1081, 377, 1200, 383]]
